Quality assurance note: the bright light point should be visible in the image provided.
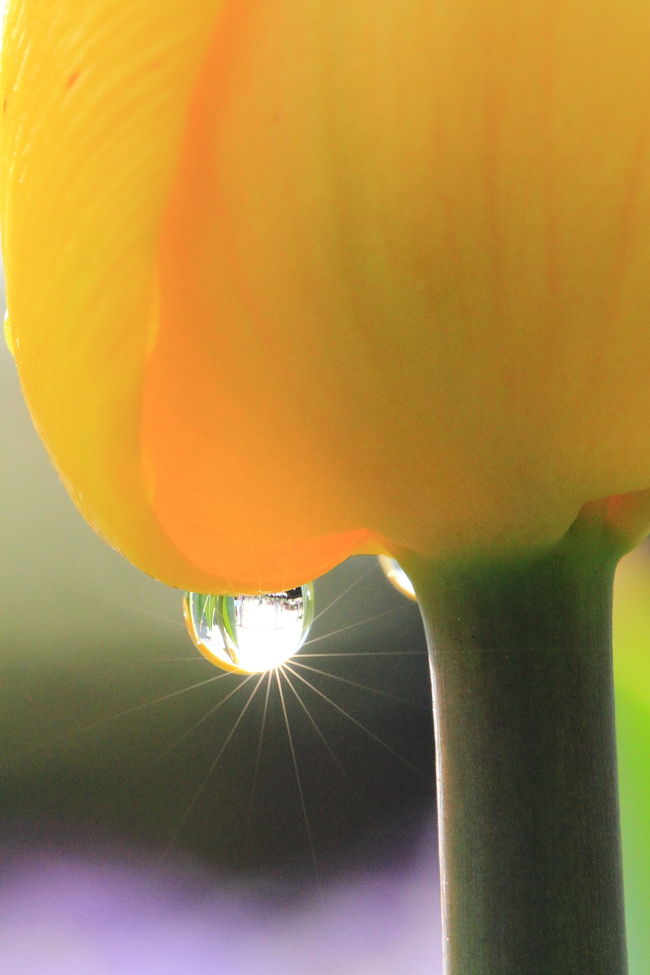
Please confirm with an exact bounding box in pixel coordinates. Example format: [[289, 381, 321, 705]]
[[183, 586, 315, 673], [378, 556, 416, 601]]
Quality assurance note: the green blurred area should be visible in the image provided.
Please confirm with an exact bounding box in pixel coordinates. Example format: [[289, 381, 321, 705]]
[[614, 551, 650, 974]]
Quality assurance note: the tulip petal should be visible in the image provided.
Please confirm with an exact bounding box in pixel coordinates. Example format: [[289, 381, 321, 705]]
[[149, 0, 650, 571], [5, 1, 650, 593], [1, 0, 368, 592]]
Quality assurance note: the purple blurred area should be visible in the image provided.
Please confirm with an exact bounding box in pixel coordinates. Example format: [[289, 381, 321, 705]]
[[0, 841, 441, 975]]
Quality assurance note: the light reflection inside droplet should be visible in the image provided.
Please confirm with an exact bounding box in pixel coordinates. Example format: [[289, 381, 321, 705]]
[[378, 556, 416, 601], [183, 585, 315, 674]]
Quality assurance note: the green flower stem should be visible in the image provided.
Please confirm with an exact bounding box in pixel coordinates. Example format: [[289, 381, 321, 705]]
[[401, 514, 628, 975]]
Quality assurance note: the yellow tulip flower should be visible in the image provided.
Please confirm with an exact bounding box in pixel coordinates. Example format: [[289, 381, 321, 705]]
[[3, 0, 650, 597], [4, 3, 650, 973]]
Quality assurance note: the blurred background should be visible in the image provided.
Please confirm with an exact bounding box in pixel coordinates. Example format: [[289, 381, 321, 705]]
[[1, 261, 648, 972]]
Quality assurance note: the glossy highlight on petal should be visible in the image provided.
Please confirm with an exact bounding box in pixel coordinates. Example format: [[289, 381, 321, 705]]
[[4, 0, 650, 592]]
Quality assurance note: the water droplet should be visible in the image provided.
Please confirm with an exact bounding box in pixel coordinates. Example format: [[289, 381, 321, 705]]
[[183, 585, 315, 674], [378, 556, 416, 600]]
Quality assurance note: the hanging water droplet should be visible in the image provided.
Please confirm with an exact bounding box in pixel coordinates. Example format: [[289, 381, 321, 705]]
[[378, 555, 416, 600], [183, 584, 315, 674]]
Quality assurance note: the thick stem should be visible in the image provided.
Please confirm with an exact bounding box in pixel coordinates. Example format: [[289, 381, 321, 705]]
[[401, 516, 628, 975]]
